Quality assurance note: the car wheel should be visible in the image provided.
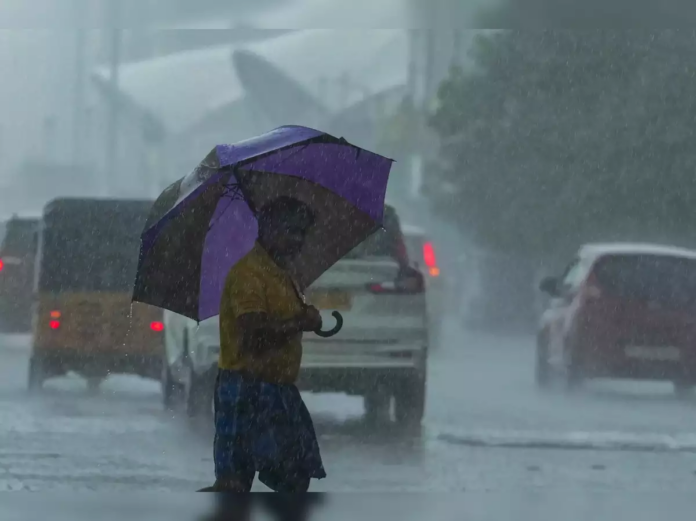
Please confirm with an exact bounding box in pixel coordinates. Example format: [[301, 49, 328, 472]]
[[564, 345, 585, 390], [364, 387, 391, 423], [535, 334, 552, 388], [186, 367, 214, 419], [27, 356, 46, 394], [394, 374, 426, 426], [161, 363, 184, 411]]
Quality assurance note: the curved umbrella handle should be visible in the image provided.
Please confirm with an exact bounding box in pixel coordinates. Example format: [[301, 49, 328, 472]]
[[313, 311, 344, 338]]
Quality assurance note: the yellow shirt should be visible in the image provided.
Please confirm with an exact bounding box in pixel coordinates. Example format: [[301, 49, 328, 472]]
[[218, 243, 305, 384]]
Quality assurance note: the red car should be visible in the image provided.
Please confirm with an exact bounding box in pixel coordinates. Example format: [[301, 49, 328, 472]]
[[536, 243, 696, 395]]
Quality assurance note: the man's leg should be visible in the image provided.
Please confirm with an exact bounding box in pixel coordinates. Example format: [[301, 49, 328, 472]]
[[210, 371, 257, 492]]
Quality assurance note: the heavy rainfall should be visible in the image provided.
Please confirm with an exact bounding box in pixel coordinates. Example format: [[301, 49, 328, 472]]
[[1, 0, 696, 516]]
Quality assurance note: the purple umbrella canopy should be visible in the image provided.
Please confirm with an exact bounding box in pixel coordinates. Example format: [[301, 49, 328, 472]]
[[132, 125, 394, 322]]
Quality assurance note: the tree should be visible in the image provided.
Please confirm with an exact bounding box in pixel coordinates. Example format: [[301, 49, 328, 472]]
[[429, 30, 696, 263]]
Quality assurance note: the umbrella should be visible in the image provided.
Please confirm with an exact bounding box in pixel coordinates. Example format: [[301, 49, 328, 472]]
[[132, 125, 394, 336]]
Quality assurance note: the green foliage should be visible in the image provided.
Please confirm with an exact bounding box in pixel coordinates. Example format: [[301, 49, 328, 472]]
[[429, 30, 696, 259], [375, 96, 420, 160]]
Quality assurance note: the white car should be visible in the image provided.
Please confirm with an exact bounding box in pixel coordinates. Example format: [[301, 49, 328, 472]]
[[161, 205, 429, 425]]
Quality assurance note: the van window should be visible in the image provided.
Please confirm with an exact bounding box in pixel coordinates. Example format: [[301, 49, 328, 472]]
[[38, 201, 151, 293]]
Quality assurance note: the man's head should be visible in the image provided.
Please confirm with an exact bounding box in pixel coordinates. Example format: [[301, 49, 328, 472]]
[[256, 196, 316, 259]]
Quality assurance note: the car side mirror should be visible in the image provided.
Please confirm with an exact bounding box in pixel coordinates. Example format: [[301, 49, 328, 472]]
[[539, 276, 559, 296]]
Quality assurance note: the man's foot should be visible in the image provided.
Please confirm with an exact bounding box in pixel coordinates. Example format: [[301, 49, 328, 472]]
[[198, 479, 253, 492]]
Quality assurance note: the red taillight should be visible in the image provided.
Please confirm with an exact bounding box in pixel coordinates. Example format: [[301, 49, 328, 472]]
[[423, 242, 440, 277], [423, 242, 436, 267], [49, 320, 60, 330], [150, 321, 164, 332], [0, 258, 3, 272]]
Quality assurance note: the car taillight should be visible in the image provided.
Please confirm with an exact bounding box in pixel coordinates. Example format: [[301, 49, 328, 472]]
[[0, 258, 3, 272], [423, 242, 440, 277], [150, 321, 164, 332], [49, 320, 60, 330], [368, 282, 393, 293]]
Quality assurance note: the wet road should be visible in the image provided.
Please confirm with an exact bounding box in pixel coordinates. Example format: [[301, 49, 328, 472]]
[[1, 322, 696, 514]]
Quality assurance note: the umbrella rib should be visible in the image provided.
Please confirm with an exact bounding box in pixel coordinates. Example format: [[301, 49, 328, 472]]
[[234, 167, 383, 227], [207, 182, 246, 231], [240, 142, 313, 178]]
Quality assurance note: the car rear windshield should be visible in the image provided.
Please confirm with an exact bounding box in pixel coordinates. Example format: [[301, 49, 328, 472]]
[[38, 201, 151, 293], [343, 206, 406, 262], [592, 254, 696, 309]]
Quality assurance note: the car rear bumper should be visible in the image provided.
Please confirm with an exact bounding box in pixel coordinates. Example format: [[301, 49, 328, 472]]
[[32, 347, 162, 379], [581, 353, 696, 379], [193, 342, 427, 396], [297, 366, 424, 394], [578, 342, 696, 381]]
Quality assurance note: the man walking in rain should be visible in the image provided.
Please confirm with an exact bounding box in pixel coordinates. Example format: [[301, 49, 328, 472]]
[[202, 196, 326, 493]]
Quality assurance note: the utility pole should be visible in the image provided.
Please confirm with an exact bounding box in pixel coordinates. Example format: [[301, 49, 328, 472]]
[[72, 0, 87, 166], [105, 0, 122, 196]]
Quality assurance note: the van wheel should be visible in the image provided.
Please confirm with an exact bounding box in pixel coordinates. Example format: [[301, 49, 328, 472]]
[[28, 356, 46, 393], [394, 375, 426, 426], [86, 377, 104, 394]]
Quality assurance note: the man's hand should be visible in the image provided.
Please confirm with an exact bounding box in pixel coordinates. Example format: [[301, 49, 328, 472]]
[[299, 305, 322, 332]]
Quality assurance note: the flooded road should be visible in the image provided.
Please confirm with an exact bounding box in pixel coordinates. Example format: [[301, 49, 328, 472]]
[[1, 322, 696, 508]]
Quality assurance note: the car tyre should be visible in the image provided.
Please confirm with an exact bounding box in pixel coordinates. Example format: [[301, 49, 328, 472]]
[[364, 387, 391, 423], [394, 374, 426, 427], [535, 334, 552, 388], [162, 363, 184, 411], [27, 355, 46, 394], [86, 377, 103, 395], [186, 366, 214, 419], [564, 346, 585, 391]]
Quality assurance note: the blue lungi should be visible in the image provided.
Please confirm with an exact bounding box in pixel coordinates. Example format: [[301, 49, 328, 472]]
[[214, 369, 326, 489]]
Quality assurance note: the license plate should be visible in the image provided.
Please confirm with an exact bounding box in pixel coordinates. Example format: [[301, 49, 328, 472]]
[[307, 290, 352, 310], [624, 346, 680, 361]]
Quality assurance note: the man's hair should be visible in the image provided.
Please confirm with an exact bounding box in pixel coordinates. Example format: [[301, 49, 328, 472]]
[[256, 196, 316, 231]]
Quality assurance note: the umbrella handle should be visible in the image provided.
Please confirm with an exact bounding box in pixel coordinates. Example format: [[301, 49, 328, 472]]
[[313, 311, 344, 338]]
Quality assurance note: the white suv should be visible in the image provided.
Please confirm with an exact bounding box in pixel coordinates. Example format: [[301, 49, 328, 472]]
[[161, 205, 429, 425]]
